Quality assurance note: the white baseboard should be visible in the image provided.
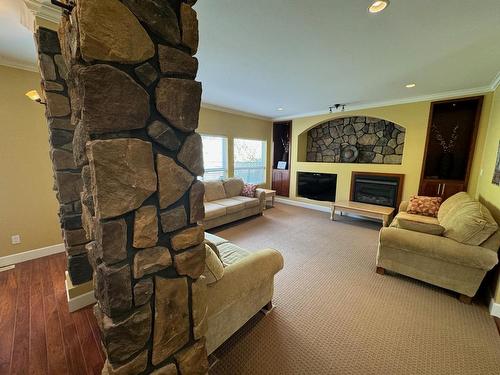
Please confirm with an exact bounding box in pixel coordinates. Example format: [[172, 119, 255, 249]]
[[489, 298, 500, 318], [275, 197, 331, 213], [65, 278, 96, 312], [0, 243, 65, 268]]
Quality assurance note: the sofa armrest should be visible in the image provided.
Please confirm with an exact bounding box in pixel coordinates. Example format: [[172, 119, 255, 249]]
[[379, 227, 498, 270], [399, 201, 409, 213], [255, 188, 266, 210], [207, 248, 284, 306]]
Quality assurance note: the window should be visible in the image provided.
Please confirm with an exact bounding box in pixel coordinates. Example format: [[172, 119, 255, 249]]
[[201, 135, 228, 180], [234, 138, 267, 184]]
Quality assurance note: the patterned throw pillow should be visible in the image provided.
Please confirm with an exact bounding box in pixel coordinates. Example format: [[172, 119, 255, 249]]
[[406, 195, 443, 217], [241, 183, 257, 198]]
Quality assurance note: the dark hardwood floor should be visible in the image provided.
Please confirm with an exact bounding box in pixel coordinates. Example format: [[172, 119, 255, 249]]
[[0, 253, 104, 374]]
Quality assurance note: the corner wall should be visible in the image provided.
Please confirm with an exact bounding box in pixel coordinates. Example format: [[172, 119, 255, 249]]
[[288, 94, 493, 206]]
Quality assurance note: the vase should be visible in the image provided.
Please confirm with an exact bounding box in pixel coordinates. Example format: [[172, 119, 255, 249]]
[[439, 152, 454, 179]]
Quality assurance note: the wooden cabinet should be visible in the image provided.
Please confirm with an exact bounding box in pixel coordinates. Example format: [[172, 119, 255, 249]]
[[419, 97, 483, 199], [272, 169, 290, 197], [272, 121, 292, 197], [420, 179, 465, 200]]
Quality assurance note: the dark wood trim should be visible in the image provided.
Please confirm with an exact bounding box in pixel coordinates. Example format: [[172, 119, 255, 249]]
[[418, 96, 483, 196], [494, 317, 500, 336], [350, 171, 405, 209]]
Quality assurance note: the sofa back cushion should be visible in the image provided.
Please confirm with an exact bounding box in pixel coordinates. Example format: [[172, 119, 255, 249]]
[[441, 200, 498, 246], [204, 244, 224, 285], [391, 212, 445, 236], [223, 178, 244, 198], [204, 180, 226, 201], [437, 192, 472, 222]]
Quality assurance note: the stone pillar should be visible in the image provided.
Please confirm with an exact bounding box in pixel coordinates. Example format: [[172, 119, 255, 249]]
[[58, 0, 208, 373], [34, 26, 93, 286]]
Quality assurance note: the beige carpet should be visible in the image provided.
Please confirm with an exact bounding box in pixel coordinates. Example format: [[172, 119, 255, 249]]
[[208, 203, 500, 375]]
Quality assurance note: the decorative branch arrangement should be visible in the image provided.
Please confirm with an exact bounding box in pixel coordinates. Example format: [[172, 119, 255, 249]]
[[432, 123, 459, 153], [281, 133, 290, 153]]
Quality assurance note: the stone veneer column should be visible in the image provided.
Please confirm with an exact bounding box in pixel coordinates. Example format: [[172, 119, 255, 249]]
[[57, 0, 208, 374], [34, 26, 93, 285]]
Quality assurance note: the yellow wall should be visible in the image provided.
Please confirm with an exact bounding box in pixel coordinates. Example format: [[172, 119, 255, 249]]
[[289, 94, 493, 207], [198, 107, 273, 188], [475, 86, 500, 302], [0, 65, 61, 257]]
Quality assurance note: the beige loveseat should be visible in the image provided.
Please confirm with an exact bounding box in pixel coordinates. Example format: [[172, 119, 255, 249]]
[[202, 178, 266, 230], [377, 192, 500, 300], [204, 233, 284, 354]]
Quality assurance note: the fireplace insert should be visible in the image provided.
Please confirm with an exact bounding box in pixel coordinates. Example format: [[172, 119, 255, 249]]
[[297, 172, 337, 201], [351, 173, 403, 208]]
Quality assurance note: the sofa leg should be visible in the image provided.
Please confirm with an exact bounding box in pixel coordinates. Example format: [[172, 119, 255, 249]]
[[261, 301, 274, 315], [458, 294, 472, 304], [376, 266, 385, 275]]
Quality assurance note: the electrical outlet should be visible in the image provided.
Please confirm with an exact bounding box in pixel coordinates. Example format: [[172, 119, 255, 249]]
[[11, 234, 21, 245]]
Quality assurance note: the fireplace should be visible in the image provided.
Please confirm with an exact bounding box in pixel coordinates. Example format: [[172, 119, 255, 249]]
[[350, 172, 404, 208]]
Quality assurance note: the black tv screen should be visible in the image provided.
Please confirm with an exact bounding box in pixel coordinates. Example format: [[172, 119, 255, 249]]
[[297, 172, 337, 202]]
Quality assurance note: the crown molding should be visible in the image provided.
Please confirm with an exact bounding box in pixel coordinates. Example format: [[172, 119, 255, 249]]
[[491, 71, 500, 91], [272, 85, 493, 121], [0, 56, 38, 73], [201, 102, 272, 121], [23, 0, 61, 25]]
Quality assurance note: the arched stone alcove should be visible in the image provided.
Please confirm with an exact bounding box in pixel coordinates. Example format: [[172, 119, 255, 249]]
[[305, 116, 406, 164]]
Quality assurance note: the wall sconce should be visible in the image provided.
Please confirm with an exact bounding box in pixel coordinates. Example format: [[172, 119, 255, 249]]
[[25, 90, 46, 105]]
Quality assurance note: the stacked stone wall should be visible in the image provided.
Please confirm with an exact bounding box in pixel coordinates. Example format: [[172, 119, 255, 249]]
[[34, 27, 92, 285], [53, 0, 207, 373]]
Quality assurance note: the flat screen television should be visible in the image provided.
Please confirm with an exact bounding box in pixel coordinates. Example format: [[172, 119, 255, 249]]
[[297, 172, 337, 202]]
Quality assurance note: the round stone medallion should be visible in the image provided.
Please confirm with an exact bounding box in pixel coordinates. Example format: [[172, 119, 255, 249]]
[[340, 145, 359, 162]]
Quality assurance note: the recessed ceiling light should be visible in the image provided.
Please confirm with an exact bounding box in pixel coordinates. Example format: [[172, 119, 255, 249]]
[[368, 0, 389, 14], [277, 107, 284, 111], [405, 83, 416, 88]]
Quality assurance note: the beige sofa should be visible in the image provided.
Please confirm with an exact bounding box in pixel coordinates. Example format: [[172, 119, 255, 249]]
[[202, 178, 266, 230], [377, 192, 500, 300], [204, 233, 284, 354]]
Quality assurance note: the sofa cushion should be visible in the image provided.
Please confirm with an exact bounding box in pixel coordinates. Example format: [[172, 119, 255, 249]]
[[223, 178, 244, 198], [406, 196, 442, 217], [232, 196, 260, 208], [437, 192, 472, 223], [211, 198, 246, 214], [203, 244, 224, 284], [217, 242, 251, 266], [395, 213, 445, 236], [204, 180, 226, 201], [441, 200, 498, 246], [204, 233, 228, 246], [204, 202, 227, 220]]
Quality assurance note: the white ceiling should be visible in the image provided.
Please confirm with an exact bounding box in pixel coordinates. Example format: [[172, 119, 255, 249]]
[[1, 0, 499, 119]]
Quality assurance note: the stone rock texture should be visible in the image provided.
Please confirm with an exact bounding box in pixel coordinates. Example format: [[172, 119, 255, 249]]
[[54, 54, 69, 80], [180, 3, 199, 55], [67, 253, 93, 285], [122, 0, 180, 45], [134, 63, 158, 87], [151, 364, 178, 375], [88, 139, 157, 219], [156, 78, 202, 132], [174, 339, 208, 375], [153, 277, 190, 365], [134, 278, 153, 306], [157, 154, 194, 209], [77, 64, 150, 134], [77, 0, 154, 63], [158, 45, 198, 76], [178, 133, 204, 176], [147, 121, 180, 151], [191, 276, 207, 340], [51, 149, 77, 170], [39, 54, 57, 81], [56, 172, 83, 204], [95, 304, 152, 364], [171, 225, 205, 251], [103, 349, 148, 375], [160, 206, 187, 233], [133, 247, 172, 279], [174, 244, 205, 278], [133, 206, 159, 248], [96, 263, 133, 317], [189, 181, 205, 224], [36, 27, 60, 53], [306, 116, 405, 164], [44, 81, 64, 92], [45, 92, 71, 117], [96, 219, 127, 265]]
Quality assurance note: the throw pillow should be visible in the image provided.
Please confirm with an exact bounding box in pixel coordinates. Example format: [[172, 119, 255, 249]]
[[406, 195, 442, 217], [241, 183, 257, 198], [203, 244, 224, 285]]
